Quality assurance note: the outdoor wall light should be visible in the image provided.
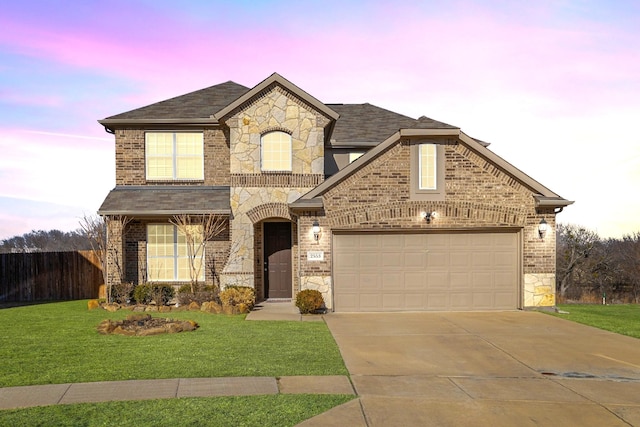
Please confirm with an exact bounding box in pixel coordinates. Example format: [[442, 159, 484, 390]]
[[421, 211, 437, 224], [312, 220, 321, 241], [538, 218, 548, 239]]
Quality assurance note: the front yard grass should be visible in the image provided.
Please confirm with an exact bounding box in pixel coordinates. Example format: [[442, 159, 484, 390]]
[[0, 300, 348, 387], [0, 394, 354, 427], [549, 304, 640, 339]]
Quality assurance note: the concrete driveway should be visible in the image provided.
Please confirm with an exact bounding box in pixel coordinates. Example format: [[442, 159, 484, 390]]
[[315, 311, 640, 426]]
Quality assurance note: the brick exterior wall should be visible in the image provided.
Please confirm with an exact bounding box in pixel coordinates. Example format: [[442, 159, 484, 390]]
[[114, 127, 229, 186], [297, 138, 557, 308]]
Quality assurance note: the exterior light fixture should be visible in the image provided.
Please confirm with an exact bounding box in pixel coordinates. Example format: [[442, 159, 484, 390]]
[[312, 220, 321, 241], [538, 218, 548, 239], [421, 211, 436, 224]]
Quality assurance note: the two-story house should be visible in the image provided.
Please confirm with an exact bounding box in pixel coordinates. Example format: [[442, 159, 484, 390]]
[[98, 72, 572, 312]]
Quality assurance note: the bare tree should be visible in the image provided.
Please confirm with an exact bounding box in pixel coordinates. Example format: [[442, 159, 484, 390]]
[[170, 214, 227, 293], [556, 223, 601, 299], [80, 214, 131, 303], [620, 232, 640, 303]]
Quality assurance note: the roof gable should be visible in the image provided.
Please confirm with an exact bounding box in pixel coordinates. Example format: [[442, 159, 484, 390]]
[[214, 73, 339, 122], [296, 128, 572, 208]]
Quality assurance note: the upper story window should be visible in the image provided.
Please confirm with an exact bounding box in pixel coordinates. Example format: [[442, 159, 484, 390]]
[[410, 141, 445, 201], [146, 132, 204, 180], [261, 131, 292, 171], [419, 144, 437, 190]]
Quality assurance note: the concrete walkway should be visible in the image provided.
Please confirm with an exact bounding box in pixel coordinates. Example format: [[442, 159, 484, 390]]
[[0, 376, 355, 410]]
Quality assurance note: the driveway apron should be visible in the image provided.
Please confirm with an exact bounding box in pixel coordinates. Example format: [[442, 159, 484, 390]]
[[323, 311, 640, 426]]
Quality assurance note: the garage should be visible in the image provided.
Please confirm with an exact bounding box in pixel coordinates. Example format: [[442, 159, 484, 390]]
[[333, 231, 520, 312]]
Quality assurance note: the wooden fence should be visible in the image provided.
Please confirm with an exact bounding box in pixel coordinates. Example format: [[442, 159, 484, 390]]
[[0, 251, 103, 302]]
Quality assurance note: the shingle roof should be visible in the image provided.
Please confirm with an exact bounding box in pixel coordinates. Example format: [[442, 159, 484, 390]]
[[103, 81, 250, 121], [98, 186, 230, 215], [100, 80, 458, 147], [329, 103, 458, 144]]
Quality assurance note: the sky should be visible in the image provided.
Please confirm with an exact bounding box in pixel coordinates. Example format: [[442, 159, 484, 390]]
[[0, 0, 639, 240]]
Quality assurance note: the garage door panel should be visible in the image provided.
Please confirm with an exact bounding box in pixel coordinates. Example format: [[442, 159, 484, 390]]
[[404, 294, 426, 310], [450, 293, 473, 309], [450, 272, 471, 289], [427, 252, 449, 267], [382, 252, 404, 268], [404, 252, 427, 269], [405, 272, 428, 289], [334, 232, 519, 312], [360, 294, 382, 310], [472, 272, 493, 289], [358, 273, 381, 290], [427, 293, 449, 310], [382, 272, 404, 290], [450, 252, 471, 268], [427, 271, 448, 288]]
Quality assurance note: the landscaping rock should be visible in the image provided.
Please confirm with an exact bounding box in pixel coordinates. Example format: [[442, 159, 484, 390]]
[[97, 315, 199, 336], [188, 301, 200, 311], [87, 300, 100, 310], [201, 301, 222, 314], [104, 303, 120, 312]]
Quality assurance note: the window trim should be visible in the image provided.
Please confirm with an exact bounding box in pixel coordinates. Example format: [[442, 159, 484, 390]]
[[146, 224, 205, 282], [410, 140, 445, 201], [145, 132, 204, 181], [261, 130, 292, 172]]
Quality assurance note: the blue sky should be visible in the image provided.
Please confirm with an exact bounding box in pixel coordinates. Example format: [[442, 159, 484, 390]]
[[1, 0, 639, 239]]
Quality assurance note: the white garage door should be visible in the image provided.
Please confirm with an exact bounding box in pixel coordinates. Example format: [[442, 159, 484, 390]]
[[333, 232, 520, 312]]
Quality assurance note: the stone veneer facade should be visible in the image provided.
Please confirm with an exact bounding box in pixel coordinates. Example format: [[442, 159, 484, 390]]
[[220, 85, 330, 295]]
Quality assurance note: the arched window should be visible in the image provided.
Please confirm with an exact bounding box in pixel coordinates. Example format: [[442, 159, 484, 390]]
[[261, 131, 292, 171]]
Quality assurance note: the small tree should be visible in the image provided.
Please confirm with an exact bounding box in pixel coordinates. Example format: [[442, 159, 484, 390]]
[[80, 214, 131, 303], [170, 214, 227, 293]]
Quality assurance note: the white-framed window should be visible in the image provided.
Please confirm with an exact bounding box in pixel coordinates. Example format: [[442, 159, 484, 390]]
[[146, 132, 204, 180], [419, 143, 437, 190], [348, 152, 365, 163], [261, 131, 292, 171], [147, 224, 204, 282]]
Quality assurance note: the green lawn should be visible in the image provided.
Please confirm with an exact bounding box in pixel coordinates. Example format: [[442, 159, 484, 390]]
[[0, 300, 348, 387], [0, 300, 353, 425], [549, 304, 640, 339], [0, 395, 354, 427]]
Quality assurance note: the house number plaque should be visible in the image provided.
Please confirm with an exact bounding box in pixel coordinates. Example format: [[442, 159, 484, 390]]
[[307, 251, 324, 261]]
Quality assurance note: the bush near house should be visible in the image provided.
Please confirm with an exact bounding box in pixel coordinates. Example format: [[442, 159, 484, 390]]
[[219, 286, 255, 310], [176, 283, 219, 306], [133, 283, 175, 305], [296, 289, 325, 314]]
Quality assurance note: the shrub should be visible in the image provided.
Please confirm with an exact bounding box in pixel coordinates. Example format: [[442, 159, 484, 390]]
[[133, 283, 175, 305], [112, 282, 135, 305], [295, 289, 325, 314], [176, 284, 219, 305], [219, 286, 255, 308]]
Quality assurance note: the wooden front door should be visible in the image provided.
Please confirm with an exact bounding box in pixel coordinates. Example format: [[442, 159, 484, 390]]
[[264, 222, 292, 299]]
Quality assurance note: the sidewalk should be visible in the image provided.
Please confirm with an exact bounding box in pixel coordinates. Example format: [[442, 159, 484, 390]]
[[0, 376, 355, 410]]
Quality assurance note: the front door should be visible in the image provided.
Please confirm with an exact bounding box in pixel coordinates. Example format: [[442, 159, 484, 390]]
[[264, 222, 292, 299]]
